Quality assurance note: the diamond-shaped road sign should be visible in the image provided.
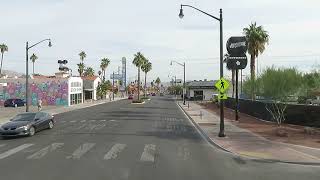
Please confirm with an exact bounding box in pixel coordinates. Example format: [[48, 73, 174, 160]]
[[218, 93, 228, 100], [215, 78, 230, 93]]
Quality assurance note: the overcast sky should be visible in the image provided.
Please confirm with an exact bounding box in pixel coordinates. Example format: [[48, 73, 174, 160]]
[[1, 0, 319, 82]]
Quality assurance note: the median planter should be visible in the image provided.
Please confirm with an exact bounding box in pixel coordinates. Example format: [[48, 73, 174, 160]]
[[132, 100, 145, 104], [141, 97, 150, 101]]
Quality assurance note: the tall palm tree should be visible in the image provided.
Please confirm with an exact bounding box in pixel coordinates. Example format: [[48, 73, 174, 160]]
[[77, 63, 85, 76], [100, 58, 110, 81], [243, 22, 269, 100], [0, 44, 8, 76], [132, 52, 147, 100], [30, 53, 38, 75], [141, 60, 152, 97], [84, 67, 95, 77], [224, 54, 235, 97], [79, 51, 86, 63], [155, 77, 161, 92]]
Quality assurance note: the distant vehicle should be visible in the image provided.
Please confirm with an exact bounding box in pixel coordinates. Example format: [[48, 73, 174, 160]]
[[160, 93, 164, 96], [151, 93, 156, 96], [4, 98, 25, 107], [128, 94, 134, 100], [0, 112, 54, 137]]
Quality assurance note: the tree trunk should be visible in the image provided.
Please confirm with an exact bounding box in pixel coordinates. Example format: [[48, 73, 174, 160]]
[[103, 70, 106, 82], [144, 72, 147, 97], [0, 53, 3, 76], [138, 67, 140, 100], [250, 53, 256, 100], [232, 69, 235, 98]]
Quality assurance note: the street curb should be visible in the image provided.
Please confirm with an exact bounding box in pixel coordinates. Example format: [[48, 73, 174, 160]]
[[176, 101, 232, 153], [177, 101, 320, 166]]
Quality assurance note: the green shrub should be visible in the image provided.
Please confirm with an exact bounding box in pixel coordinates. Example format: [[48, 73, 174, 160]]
[[132, 100, 144, 103]]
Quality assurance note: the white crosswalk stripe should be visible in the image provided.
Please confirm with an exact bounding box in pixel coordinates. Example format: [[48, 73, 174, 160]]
[[177, 146, 190, 160], [140, 144, 156, 162], [0, 144, 34, 159], [27, 143, 64, 159], [67, 143, 95, 159], [104, 144, 126, 160]]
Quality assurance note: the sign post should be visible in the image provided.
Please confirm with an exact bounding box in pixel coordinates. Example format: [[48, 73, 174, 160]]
[[226, 36, 248, 121]]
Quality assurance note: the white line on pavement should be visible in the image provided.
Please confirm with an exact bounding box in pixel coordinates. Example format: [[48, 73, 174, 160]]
[[140, 144, 156, 162], [0, 144, 34, 159], [80, 120, 86, 123], [67, 143, 95, 159], [70, 120, 77, 123], [104, 144, 127, 160], [0, 144, 6, 148], [27, 143, 64, 159], [177, 146, 190, 160]]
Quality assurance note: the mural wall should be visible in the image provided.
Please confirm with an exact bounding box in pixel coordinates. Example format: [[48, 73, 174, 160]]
[[0, 78, 68, 106]]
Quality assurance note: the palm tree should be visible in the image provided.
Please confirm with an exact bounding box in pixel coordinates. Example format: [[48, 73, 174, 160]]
[[30, 53, 38, 75], [84, 67, 95, 77], [155, 77, 161, 92], [141, 60, 152, 97], [224, 54, 235, 97], [77, 63, 85, 76], [132, 52, 147, 100], [243, 22, 269, 100], [100, 58, 110, 81], [79, 51, 87, 63], [0, 44, 8, 76]]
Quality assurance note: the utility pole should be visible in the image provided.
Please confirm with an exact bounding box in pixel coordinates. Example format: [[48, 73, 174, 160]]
[[112, 71, 115, 101]]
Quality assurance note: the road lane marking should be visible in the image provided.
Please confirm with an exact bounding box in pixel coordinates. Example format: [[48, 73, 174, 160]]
[[104, 144, 126, 160], [0, 144, 6, 148], [70, 120, 77, 123], [67, 143, 95, 159], [27, 143, 64, 159], [0, 144, 34, 159], [80, 120, 86, 123], [177, 146, 190, 160], [140, 144, 156, 162], [100, 120, 106, 122], [89, 120, 96, 122]]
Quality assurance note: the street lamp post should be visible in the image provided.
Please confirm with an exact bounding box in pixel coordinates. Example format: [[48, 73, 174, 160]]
[[25, 39, 52, 112], [179, 5, 225, 137], [170, 60, 186, 105]]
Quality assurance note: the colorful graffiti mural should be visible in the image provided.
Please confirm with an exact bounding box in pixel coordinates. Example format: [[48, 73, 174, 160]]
[[0, 80, 68, 106]]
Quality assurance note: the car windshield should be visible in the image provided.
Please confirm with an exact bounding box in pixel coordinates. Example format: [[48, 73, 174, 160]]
[[11, 113, 36, 121]]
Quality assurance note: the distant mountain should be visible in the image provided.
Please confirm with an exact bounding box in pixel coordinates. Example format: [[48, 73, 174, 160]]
[[1, 70, 24, 77]]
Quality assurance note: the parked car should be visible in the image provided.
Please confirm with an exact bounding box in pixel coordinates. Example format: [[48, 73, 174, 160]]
[[128, 94, 134, 99], [151, 93, 156, 96], [0, 112, 54, 137], [160, 93, 164, 96], [4, 98, 25, 107]]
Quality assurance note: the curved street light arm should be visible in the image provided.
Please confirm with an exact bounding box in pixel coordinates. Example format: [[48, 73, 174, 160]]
[[28, 39, 51, 49], [171, 60, 184, 67], [181, 4, 220, 21]]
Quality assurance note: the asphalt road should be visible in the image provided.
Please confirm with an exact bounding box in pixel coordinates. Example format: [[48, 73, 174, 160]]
[[0, 96, 319, 180]]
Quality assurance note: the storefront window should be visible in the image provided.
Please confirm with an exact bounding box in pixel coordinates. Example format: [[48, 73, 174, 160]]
[[70, 93, 82, 105]]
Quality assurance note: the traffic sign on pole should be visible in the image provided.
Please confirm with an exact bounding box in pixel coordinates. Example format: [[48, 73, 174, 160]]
[[215, 78, 230, 93]]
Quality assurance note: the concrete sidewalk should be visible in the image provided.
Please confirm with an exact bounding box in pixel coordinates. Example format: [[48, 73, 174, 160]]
[[0, 97, 126, 125], [179, 101, 320, 164]]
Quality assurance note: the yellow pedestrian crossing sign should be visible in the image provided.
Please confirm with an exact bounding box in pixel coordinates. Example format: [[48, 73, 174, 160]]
[[218, 93, 228, 100], [215, 78, 230, 93]]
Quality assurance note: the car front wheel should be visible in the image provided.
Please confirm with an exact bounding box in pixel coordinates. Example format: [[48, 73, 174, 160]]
[[48, 120, 54, 129], [29, 126, 35, 136]]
